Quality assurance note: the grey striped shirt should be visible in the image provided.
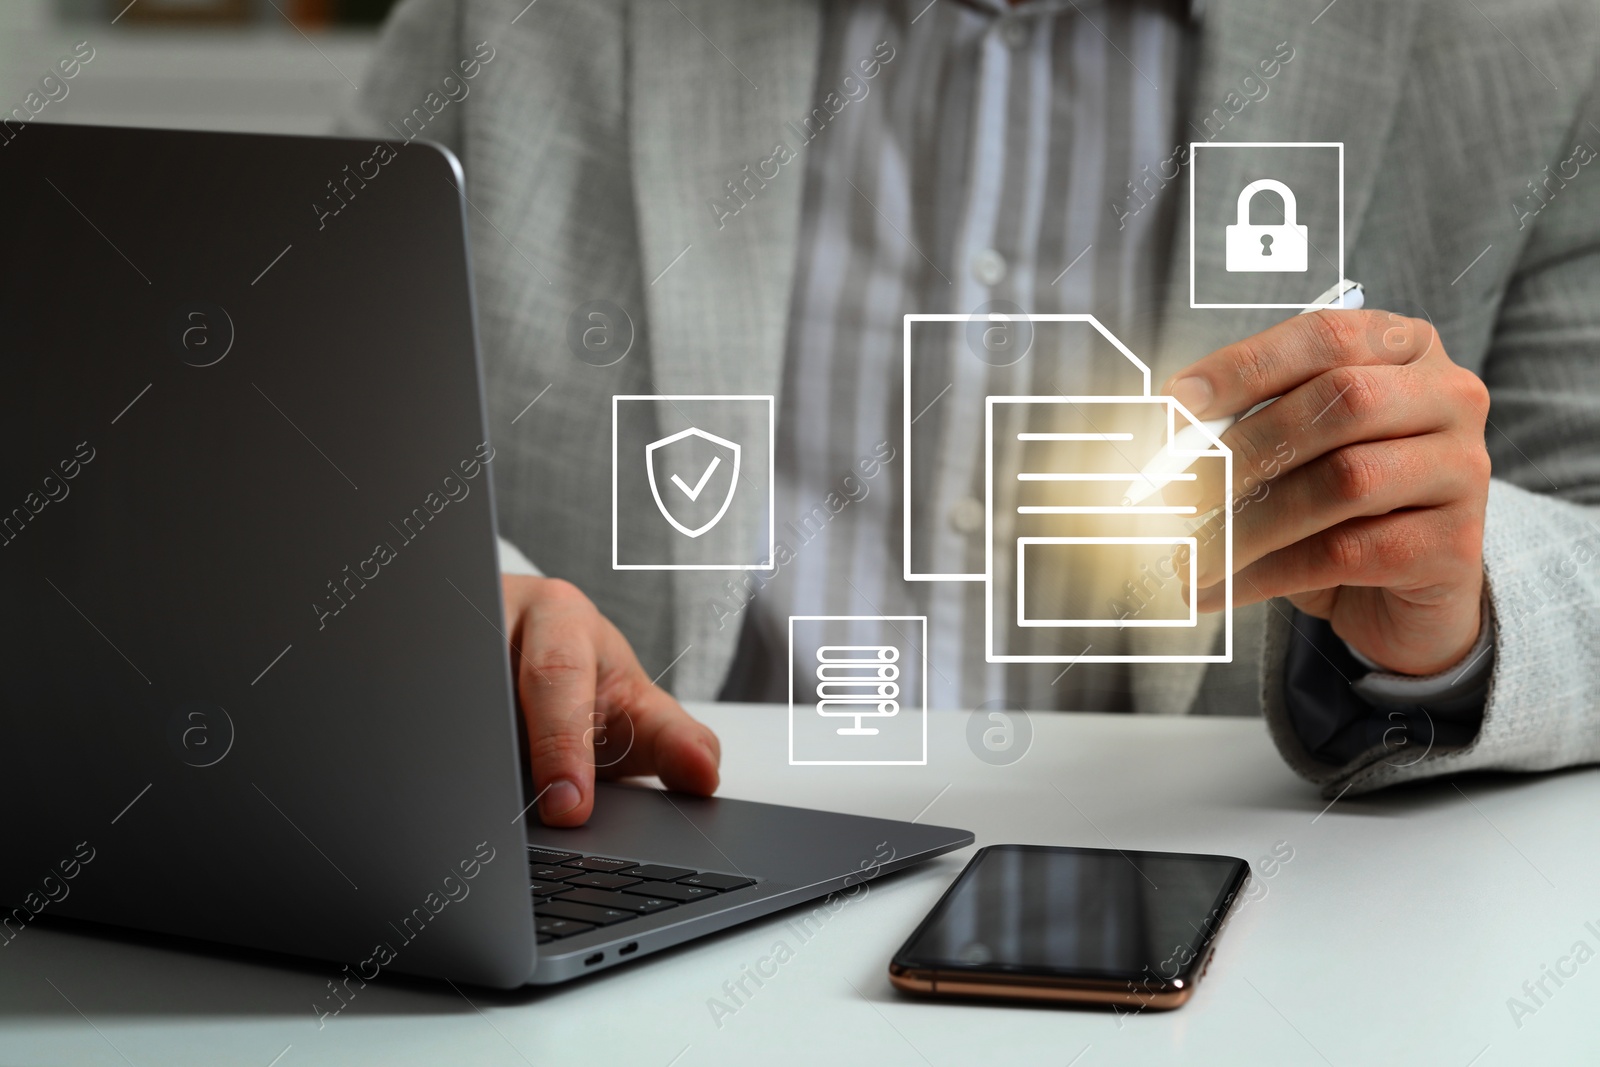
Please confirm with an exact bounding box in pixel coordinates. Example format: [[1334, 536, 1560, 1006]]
[[721, 0, 1192, 710]]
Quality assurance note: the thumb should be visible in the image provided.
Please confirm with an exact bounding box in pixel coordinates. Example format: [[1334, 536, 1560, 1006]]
[[509, 585, 602, 827]]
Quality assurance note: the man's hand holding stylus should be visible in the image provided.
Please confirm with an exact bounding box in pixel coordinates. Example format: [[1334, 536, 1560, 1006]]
[[501, 575, 721, 827], [1166, 310, 1493, 676]]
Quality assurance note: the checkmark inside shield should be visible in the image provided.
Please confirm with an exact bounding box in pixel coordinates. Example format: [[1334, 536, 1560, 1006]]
[[670, 456, 722, 501]]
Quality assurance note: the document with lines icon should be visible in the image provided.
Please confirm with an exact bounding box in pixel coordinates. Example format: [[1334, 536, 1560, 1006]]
[[984, 395, 1233, 664]]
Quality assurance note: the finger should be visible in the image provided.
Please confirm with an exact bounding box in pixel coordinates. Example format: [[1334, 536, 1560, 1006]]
[[594, 697, 721, 794], [588, 620, 721, 794], [1194, 505, 1477, 612], [1168, 359, 1470, 516], [1163, 309, 1436, 422], [510, 580, 602, 827], [1193, 433, 1482, 588]]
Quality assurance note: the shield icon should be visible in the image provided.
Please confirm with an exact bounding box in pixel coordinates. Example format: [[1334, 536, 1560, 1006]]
[[645, 426, 742, 539]]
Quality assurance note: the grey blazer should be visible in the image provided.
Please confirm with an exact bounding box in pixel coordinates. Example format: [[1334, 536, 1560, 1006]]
[[340, 0, 1600, 796]]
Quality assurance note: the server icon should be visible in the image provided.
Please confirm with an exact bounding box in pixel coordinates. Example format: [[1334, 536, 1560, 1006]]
[[815, 645, 900, 736], [788, 615, 927, 766]]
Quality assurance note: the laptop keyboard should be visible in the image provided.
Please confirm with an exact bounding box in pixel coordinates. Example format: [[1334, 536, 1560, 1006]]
[[528, 846, 759, 944]]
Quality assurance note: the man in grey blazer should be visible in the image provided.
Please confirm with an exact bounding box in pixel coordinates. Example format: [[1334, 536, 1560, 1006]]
[[341, 0, 1600, 826]]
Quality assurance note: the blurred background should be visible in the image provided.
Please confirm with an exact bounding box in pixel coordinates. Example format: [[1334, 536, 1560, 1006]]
[[0, 0, 402, 135]]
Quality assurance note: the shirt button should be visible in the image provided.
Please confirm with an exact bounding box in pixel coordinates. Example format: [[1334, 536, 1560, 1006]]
[[999, 18, 1030, 49], [971, 248, 1008, 287], [948, 497, 985, 534]]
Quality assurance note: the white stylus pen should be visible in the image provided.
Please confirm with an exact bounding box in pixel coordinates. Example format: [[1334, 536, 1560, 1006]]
[[1120, 278, 1366, 507]]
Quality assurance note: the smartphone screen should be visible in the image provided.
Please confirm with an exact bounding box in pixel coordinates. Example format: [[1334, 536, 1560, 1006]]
[[891, 844, 1249, 1006]]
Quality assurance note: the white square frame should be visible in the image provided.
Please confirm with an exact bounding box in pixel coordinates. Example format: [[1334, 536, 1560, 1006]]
[[611, 394, 776, 571], [787, 614, 928, 766], [1189, 141, 1345, 310]]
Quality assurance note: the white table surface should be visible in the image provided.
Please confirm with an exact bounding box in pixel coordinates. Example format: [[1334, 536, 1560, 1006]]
[[4, 704, 1598, 1066]]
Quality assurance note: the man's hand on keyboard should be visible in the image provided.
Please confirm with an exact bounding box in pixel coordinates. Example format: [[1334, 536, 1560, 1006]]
[[501, 575, 721, 827]]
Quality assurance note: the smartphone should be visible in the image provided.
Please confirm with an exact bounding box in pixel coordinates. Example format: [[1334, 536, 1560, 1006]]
[[889, 844, 1250, 1009]]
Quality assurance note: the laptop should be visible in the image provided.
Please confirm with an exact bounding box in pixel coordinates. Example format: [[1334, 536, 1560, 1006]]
[[0, 123, 971, 988]]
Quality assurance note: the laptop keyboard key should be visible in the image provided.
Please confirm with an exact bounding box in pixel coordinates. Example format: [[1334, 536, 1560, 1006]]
[[609, 895, 678, 915], [538, 900, 638, 926], [529, 865, 577, 882], [624, 864, 697, 881], [527, 847, 581, 865], [535, 916, 595, 938], [529, 879, 569, 897], [565, 872, 642, 890], [677, 872, 757, 892], [563, 856, 637, 873], [556, 887, 678, 914], [622, 881, 717, 903]]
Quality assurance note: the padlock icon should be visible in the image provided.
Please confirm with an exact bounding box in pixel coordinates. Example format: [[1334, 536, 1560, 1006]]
[[1225, 178, 1308, 272]]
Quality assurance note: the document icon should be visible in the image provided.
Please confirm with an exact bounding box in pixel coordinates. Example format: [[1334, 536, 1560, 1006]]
[[985, 395, 1232, 664], [789, 616, 927, 765], [902, 314, 1150, 582]]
